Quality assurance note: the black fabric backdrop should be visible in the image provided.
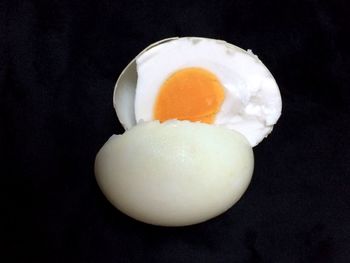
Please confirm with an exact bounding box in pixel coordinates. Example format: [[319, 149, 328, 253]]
[[1, 0, 349, 262]]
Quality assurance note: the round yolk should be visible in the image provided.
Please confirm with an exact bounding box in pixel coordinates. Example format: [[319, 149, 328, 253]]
[[154, 67, 225, 124]]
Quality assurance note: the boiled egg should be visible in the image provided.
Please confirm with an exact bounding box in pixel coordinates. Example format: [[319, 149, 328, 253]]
[[95, 120, 254, 226], [114, 37, 282, 146], [96, 37, 282, 226]]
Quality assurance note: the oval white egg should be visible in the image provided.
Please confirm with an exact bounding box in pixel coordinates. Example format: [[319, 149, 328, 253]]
[[95, 120, 254, 226], [114, 37, 282, 147]]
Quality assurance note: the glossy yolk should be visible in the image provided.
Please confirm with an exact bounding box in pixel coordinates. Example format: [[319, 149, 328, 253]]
[[154, 67, 225, 124]]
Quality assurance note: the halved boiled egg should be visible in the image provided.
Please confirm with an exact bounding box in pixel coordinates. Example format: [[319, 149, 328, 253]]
[[114, 37, 282, 146], [96, 37, 282, 226], [95, 120, 254, 226]]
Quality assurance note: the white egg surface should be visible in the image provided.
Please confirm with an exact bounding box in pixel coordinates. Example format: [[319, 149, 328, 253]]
[[95, 120, 254, 226], [134, 37, 282, 146]]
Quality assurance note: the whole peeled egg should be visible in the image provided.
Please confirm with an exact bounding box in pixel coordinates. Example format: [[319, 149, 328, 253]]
[[114, 37, 282, 146], [95, 120, 254, 226]]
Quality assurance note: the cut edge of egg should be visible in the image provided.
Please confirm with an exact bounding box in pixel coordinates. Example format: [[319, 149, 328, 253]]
[[113, 37, 282, 146], [113, 37, 179, 130]]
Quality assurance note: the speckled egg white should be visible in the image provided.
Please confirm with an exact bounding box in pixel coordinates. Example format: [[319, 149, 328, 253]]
[[95, 120, 254, 226]]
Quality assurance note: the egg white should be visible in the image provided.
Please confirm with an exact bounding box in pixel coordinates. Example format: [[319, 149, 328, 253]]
[[134, 37, 282, 146], [95, 120, 254, 226]]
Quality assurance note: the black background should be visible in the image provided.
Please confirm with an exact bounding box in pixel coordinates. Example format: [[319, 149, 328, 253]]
[[1, 0, 350, 262]]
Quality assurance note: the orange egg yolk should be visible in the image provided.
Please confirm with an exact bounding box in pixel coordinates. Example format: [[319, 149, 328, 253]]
[[154, 67, 225, 124]]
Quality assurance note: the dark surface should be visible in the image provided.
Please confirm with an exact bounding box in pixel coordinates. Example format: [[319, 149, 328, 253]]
[[1, 0, 349, 262]]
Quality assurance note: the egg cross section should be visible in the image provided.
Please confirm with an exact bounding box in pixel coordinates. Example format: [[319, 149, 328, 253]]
[[154, 67, 225, 124]]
